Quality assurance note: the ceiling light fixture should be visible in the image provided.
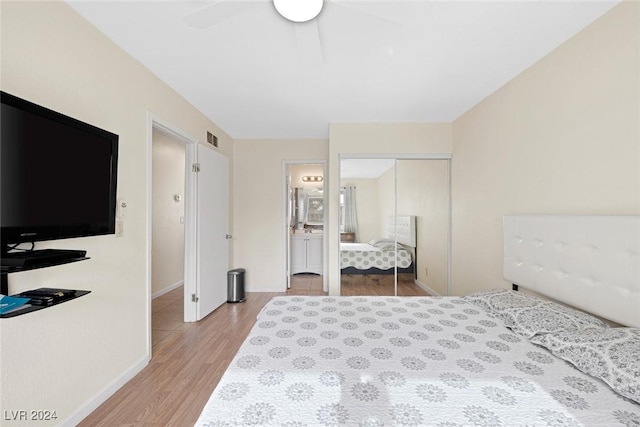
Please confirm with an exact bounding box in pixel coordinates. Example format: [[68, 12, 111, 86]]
[[273, 0, 323, 23]]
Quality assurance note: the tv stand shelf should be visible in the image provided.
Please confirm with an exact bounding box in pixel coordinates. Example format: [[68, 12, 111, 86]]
[[1, 289, 90, 318], [1, 251, 90, 317]]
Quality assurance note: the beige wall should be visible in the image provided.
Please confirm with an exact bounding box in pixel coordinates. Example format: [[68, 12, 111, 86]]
[[232, 139, 328, 291], [376, 164, 396, 237], [397, 160, 450, 295], [0, 2, 232, 425], [329, 123, 453, 295], [152, 130, 185, 296], [451, 1, 640, 297]]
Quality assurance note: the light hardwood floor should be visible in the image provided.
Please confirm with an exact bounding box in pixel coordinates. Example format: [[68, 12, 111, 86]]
[[341, 273, 430, 296], [80, 292, 281, 426], [287, 273, 326, 295], [152, 286, 193, 355]]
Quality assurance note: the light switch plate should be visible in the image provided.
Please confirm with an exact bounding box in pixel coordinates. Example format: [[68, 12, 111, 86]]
[[116, 220, 124, 237], [117, 198, 127, 218]]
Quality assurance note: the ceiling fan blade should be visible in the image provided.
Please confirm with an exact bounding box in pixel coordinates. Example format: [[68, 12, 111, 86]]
[[183, 0, 264, 29], [294, 20, 324, 64], [329, 0, 402, 27]]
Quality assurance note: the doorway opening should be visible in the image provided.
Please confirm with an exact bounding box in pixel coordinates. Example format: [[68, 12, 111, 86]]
[[284, 161, 328, 295], [150, 127, 188, 354], [148, 115, 230, 355], [147, 114, 200, 358]]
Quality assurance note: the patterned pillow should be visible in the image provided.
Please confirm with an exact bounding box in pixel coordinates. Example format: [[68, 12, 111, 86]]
[[463, 289, 607, 338], [368, 239, 389, 245], [462, 288, 538, 314], [368, 239, 397, 252], [531, 328, 640, 404]]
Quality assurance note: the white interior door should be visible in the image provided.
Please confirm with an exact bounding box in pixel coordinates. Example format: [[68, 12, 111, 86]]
[[286, 168, 292, 289], [196, 144, 229, 320]]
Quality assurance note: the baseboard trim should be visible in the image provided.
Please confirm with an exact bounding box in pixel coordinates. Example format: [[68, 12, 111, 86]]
[[415, 279, 441, 296], [246, 287, 284, 293], [152, 280, 184, 299], [61, 355, 150, 427]]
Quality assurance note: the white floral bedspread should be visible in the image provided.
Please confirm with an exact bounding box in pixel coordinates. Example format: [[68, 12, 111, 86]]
[[195, 296, 640, 427], [340, 243, 412, 271]]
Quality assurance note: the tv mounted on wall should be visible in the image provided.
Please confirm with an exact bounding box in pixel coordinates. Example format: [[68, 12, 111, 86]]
[[1, 91, 119, 259]]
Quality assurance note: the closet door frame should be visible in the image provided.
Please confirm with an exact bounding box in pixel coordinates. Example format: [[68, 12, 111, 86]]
[[338, 153, 452, 296]]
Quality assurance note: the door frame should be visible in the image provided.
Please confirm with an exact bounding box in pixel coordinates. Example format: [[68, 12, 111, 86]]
[[337, 153, 452, 296], [146, 113, 198, 356], [282, 160, 328, 293]]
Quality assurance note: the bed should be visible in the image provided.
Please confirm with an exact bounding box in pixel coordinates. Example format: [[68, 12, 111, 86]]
[[195, 215, 640, 426], [340, 241, 413, 274], [340, 215, 416, 275]]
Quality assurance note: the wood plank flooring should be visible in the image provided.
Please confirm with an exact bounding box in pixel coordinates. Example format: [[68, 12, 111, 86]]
[[287, 273, 326, 295], [150, 274, 325, 356], [80, 292, 281, 426], [341, 273, 429, 296], [152, 287, 193, 355]]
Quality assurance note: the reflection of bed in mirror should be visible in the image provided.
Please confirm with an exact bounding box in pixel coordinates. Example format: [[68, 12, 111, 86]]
[[340, 241, 414, 274], [340, 215, 416, 275]]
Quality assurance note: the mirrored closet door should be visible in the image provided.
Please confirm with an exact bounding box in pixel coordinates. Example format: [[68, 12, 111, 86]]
[[339, 157, 450, 297], [395, 159, 449, 296]]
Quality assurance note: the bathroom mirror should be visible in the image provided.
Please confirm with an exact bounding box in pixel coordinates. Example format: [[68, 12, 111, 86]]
[[292, 187, 323, 229]]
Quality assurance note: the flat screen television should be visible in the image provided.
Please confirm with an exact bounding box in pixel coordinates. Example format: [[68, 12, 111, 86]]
[[1, 91, 119, 251]]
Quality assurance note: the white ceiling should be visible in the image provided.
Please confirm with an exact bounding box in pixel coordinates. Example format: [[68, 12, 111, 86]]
[[67, 0, 619, 139]]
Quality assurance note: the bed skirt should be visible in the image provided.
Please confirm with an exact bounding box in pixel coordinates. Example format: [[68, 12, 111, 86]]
[[340, 265, 414, 275]]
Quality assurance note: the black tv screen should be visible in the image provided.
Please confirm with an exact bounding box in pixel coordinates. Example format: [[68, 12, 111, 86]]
[[1, 91, 118, 247]]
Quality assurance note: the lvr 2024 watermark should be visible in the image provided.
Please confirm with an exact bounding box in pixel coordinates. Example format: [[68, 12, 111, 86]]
[[4, 410, 57, 421]]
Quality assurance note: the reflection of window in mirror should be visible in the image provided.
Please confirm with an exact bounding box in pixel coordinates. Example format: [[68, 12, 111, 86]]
[[306, 197, 323, 223]]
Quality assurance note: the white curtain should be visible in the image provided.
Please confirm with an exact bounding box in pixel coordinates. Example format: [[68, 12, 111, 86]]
[[343, 186, 358, 239]]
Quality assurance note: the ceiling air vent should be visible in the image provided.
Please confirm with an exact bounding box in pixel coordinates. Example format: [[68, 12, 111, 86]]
[[207, 131, 218, 148]]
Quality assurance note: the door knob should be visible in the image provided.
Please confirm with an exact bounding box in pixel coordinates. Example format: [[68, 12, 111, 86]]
[[225, 234, 233, 239]]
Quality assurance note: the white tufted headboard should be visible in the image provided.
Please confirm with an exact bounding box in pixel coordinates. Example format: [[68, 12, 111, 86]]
[[503, 215, 640, 328], [387, 215, 416, 247]]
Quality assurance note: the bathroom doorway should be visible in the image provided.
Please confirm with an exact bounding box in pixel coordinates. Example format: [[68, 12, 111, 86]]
[[284, 161, 327, 294]]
